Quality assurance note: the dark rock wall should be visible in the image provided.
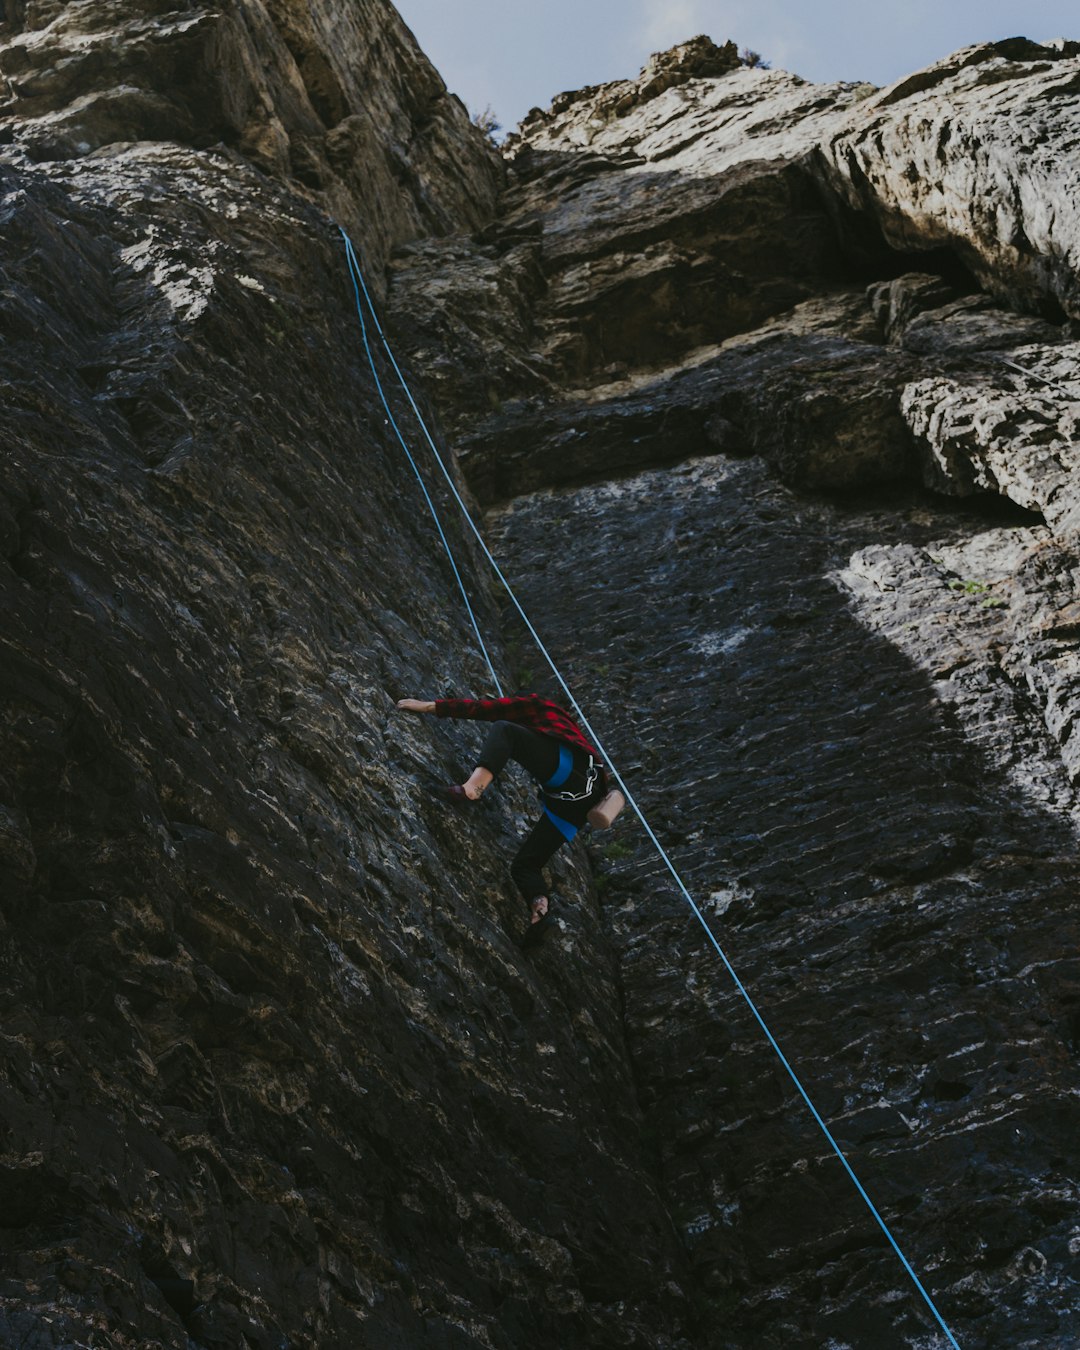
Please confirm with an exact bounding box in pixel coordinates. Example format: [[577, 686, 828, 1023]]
[[0, 17, 691, 1350], [492, 460, 1080, 1350]]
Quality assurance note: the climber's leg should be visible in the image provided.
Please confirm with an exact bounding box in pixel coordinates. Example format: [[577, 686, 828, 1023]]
[[457, 721, 559, 800]]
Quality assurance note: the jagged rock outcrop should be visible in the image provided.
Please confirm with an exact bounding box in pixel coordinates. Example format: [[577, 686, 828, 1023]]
[[0, 0, 503, 270], [389, 40, 1080, 514], [390, 36, 1080, 505], [820, 37, 1080, 319], [390, 49, 882, 446], [902, 356, 1080, 530], [868, 271, 1064, 353], [6, 8, 1080, 1350], [512, 35, 743, 136]]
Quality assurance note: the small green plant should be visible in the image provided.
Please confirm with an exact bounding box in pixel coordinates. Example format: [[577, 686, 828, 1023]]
[[979, 596, 1008, 610], [472, 105, 501, 141], [604, 840, 634, 861], [947, 578, 990, 595]]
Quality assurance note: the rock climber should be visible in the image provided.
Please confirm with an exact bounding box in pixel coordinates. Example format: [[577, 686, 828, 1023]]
[[396, 692, 611, 947]]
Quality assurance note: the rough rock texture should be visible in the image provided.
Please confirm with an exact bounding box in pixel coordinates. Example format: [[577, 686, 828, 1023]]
[[389, 53, 883, 444], [0, 0, 504, 272], [901, 352, 1080, 532], [869, 272, 1065, 353], [452, 303, 926, 503], [386, 29, 1080, 1350], [0, 145, 701, 1348], [821, 38, 1080, 319], [388, 40, 1080, 515], [0, 6, 698, 1347], [512, 34, 743, 135], [492, 458, 1080, 1350], [7, 9, 1080, 1350]]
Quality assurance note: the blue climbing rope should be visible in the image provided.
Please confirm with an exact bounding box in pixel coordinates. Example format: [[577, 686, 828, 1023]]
[[989, 352, 1080, 400], [340, 232, 503, 696], [339, 226, 961, 1350]]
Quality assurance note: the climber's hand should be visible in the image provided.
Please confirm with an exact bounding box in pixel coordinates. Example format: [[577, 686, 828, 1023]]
[[396, 698, 435, 714]]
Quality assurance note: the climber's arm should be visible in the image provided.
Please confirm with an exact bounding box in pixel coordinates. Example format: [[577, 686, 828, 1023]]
[[434, 697, 522, 722]]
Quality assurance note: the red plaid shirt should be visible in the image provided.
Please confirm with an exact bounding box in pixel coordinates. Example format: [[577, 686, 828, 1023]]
[[435, 695, 603, 764]]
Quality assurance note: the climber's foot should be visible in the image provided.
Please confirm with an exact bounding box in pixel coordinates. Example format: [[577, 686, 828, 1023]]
[[521, 896, 555, 950]]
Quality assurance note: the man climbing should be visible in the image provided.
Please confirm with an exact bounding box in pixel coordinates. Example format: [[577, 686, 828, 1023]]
[[396, 692, 610, 947]]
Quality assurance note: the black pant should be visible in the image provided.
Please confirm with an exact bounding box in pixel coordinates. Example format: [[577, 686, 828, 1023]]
[[477, 721, 604, 902]]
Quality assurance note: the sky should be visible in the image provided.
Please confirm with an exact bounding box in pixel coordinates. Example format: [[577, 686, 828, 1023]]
[[392, 0, 1078, 134]]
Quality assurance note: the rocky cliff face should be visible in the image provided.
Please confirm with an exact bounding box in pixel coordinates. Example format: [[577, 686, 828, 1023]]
[[389, 32, 1080, 1350], [3, 12, 1080, 1350], [0, 0, 503, 271], [0, 6, 689, 1348]]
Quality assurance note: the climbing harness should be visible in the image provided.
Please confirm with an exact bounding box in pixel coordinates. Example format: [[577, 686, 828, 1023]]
[[543, 745, 600, 801], [537, 746, 600, 842], [339, 226, 962, 1350], [544, 744, 575, 791]]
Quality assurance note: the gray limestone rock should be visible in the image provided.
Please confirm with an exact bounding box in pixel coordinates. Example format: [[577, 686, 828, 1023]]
[[388, 60, 888, 447], [900, 348, 1080, 530], [493, 456, 1080, 1350], [868, 271, 962, 339], [867, 272, 1066, 353], [517, 34, 743, 135], [821, 38, 1080, 319], [898, 295, 1065, 354]]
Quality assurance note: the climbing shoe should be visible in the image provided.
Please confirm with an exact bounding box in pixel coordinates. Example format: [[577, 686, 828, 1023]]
[[521, 897, 557, 950]]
